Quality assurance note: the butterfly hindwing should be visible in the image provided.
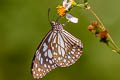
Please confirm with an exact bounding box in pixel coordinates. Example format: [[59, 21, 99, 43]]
[[52, 29, 83, 67]]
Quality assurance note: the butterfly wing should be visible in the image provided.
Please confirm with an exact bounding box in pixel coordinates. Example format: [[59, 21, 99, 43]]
[[31, 23, 83, 78], [31, 31, 57, 79], [52, 29, 83, 67]]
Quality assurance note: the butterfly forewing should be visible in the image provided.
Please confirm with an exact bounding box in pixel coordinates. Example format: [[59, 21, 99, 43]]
[[31, 31, 57, 79]]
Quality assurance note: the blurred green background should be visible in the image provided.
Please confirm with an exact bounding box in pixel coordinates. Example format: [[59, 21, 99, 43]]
[[1, 0, 120, 80]]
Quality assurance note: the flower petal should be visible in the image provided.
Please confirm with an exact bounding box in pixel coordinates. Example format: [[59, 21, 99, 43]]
[[63, 0, 67, 7], [66, 13, 78, 23], [65, 2, 72, 11]]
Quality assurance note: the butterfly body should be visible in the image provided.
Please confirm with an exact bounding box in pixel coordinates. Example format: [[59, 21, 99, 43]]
[[31, 21, 83, 79]]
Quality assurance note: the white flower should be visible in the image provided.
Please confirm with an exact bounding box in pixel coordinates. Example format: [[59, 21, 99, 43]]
[[63, 0, 78, 23], [63, 0, 72, 11]]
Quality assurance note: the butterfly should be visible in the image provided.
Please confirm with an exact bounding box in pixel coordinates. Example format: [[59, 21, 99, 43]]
[[31, 21, 83, 79]]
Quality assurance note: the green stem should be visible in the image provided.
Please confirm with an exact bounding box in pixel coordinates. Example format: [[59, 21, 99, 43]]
[[88, 7, 120, 54]]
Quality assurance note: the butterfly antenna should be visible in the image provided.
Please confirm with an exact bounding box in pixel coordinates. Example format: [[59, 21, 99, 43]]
[[48, 8, 51, 23]]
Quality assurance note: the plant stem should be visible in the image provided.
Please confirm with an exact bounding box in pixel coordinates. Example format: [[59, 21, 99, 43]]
[[88, 7, 120, 54]]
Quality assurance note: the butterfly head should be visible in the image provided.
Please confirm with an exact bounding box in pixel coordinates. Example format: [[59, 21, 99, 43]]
[[51, 21, 63, 31], [50, 21, 56, 27]]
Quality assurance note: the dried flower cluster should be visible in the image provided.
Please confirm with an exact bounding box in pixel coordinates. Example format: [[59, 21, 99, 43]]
[[88, 21, 109, 44]]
